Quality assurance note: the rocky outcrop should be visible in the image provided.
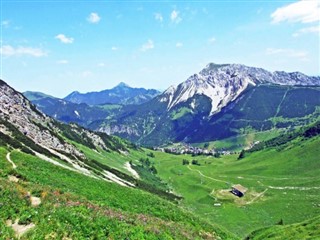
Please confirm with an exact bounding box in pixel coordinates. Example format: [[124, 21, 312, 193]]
[[0, 80, 84, 158], [98, 124, 140, 137]]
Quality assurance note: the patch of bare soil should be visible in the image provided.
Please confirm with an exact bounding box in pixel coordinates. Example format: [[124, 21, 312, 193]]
[[6, 219, 35, 238], [30, 196, 41, 206], [8, 175, 19, 182], [124, 162, 140, 179], [213, 188, 268, 206]]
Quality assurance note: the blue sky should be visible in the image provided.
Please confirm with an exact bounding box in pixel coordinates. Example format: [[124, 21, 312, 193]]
[[1, 0, 319, 97]]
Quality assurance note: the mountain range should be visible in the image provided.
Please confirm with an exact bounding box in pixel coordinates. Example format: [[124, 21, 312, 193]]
[[158, 63, 319, 116], [91, 63, 320, 145], [24, 63, 320, 147], [64, 82, 160, 105]]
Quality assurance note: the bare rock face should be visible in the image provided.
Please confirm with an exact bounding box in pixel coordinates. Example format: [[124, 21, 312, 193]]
[[6, 219, 35, 238], [0, 80, 84, 159], [69, 123, 110, 150], [98, 124, 140, 137]]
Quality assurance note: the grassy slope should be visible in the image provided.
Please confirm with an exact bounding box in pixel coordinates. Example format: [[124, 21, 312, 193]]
[[171, 107, 193, 120], [153, 136, 320, 238], [0, 147, 234, 240], [74, 142, 147, 176], [192, 129, 283, 151], [246, 216, 320, 240]]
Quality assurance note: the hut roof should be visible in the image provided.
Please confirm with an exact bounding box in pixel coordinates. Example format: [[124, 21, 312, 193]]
[[232, 184, 248, 193]]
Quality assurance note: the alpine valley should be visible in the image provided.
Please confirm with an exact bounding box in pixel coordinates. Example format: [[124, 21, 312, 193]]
[[1, 63, 320, 239]]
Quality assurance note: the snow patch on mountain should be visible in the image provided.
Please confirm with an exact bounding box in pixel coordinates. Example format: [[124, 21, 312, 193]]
[[74, 110, 80, 117], [159, 85, 176, 107], [190, 99, 196, 109]]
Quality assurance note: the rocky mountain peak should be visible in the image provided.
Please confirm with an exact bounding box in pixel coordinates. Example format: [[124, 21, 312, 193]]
[[114, 82, 131, 88], [64, 83, 160, 105], [159, 85, 176, 105], [67, 90, 81, 97], [159, 64, 257, 115], [200, 63, 230, 75], [158, 63, 320, 115]]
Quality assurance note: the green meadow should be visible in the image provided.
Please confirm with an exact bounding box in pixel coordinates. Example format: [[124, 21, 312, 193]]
[[192, 129, 283, 151], [152, 135, 320, 238], [246, 215, 320, 239]]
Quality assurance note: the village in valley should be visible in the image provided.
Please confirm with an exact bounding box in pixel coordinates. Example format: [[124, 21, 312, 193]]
[[154, 143, 227, 156], [153, 143, 254, 205], [153, 141, 260, 156]]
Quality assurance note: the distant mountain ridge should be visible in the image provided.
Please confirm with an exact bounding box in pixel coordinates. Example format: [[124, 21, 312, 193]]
[[31, 97, 115, 126], [64, 82, 160, 105], [22, 63, 320, 146], [23, 83, 160, 128], [23, 91, 55, 101]]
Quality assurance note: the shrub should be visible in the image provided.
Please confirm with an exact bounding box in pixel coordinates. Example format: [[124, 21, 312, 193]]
[[191, 160, 200, 166], [182, 159, 189, 165], [238, 150, 245, 160]]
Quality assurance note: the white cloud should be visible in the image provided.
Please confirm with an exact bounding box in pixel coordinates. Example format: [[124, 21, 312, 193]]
[[57, 59, 68, 64], [87, 12, 101, 23], [171, 10, 182, 24], [176, 42, 183, 48], [140, 67, 153, 74], [55, 34, 74, 44], [0, 45, 47, 57], [266, 48, 309, 61], [202, 8, 208, 15], [137, 7, 144, 11], [208, 37, 216, 44], [292, 25, 320, 37], [140, 39, 154, 52], [111, 46, 118, 51], [98, 63, 106, 67], [154, 13, 163, 22], [81, 71, 92, 78], [271, 0, 320, 24], [256, 8, 263, 15], [1, 20, 10, 28], [1, 45, 15, 56]]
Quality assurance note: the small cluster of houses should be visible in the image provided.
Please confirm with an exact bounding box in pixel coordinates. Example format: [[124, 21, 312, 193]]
[[154, 144, 235, 156], [154, 144, 215, 155]]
